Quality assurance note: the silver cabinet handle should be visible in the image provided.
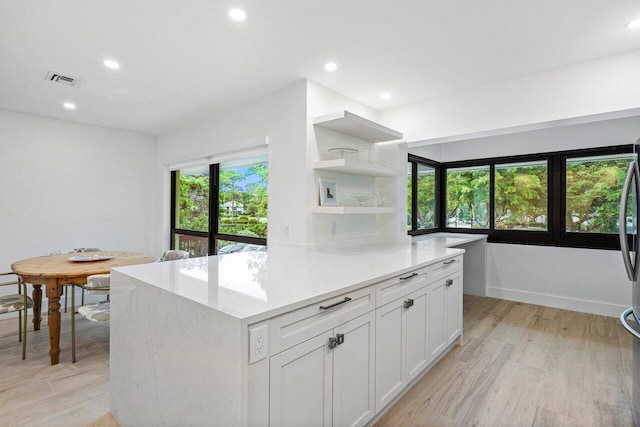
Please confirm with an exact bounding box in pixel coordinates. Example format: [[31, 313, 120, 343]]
[[400, 272, 418, 280], [620, 308, 640, 340], [445, 279, 453, 287], [320, 297, 351, 310], [328, 333, 345, 349], [443, 259, 456, 265], [403, 298, 414, 309]]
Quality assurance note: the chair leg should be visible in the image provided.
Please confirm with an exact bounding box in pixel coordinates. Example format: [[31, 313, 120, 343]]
[[20, 281, 27, 360], [22, 302, 27, 360], [81, 288, 85, 306], [64, 289, 68, 313], [71, 285, 76, 363]]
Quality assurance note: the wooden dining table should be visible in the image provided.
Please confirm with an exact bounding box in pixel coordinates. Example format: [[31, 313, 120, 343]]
[[11, 251, 157, 365]]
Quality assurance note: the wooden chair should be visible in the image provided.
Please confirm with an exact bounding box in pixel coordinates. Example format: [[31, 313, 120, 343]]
[[0, 272, 33, 359], [71, 273, 110, 363]]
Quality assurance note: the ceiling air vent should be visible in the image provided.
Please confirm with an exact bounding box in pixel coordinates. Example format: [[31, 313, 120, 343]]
[[45, 71, 84, 88]]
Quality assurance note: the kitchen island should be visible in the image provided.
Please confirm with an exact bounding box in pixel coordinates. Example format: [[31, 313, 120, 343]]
[[109, 240, 467, 426]]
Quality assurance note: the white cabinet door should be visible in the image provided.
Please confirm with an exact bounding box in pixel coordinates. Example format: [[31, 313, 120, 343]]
[[445, 272, 462, 345], [333, 311, 376, 427], [375, 284, 430, 413], [429, 271, 463, 363], [429, 279, 446, 362], [375, 298, 404, 411], [404, 286, 429, 383], [270, 331, 333, 427]]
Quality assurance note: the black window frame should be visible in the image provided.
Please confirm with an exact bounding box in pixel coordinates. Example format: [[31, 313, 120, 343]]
[[170, 162, 267, 256], [408, 144, 635, 249], [407, 154, 440, 236]]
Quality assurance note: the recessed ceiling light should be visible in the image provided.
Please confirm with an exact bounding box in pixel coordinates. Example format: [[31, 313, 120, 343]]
[[103, 59, 120, 69], [626, 18, 640, 29], [63, 102, 76, 110], [380, 92, 391, 100], [324, 62, 338, 72], [228, 8, 246, 21]]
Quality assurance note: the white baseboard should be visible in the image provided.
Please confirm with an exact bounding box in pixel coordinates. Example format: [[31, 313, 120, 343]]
[[486, 286, 627, 318]]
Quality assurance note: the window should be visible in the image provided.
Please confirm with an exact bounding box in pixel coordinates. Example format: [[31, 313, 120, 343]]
[[494, 161, 547, 231], [171, 157, 268, 257], [407, 155, 438, 234], [171, 165, 210, 257], [216, 160, 268, 253], [565, 153, 635, 233], [446, 166, 489, 229], [407, 163, 412, 231], [408, 144, 635, 249], [417, 163, 437, 229]]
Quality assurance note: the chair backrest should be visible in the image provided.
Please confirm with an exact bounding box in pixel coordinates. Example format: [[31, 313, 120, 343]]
[[160, 250, 190, 262], [0, 272, 22, 289], [85, 274, 111, 291], [50, 249, 77, 255], [51, 248, 101, 255]]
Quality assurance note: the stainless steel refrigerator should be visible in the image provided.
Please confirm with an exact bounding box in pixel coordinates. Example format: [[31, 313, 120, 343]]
[[619, 161, 640, 425]]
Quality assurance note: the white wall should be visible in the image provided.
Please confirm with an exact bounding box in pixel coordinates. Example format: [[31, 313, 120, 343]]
[[0, 109, 157, 304], [156, 80, 308, 247], [410, 114, 640, 162], [306, 81, 408, 245], [487, 244, 630, 317], [380, 49, 640, 144], [409, 115, 640, 317], [156, 80, 409, 250]]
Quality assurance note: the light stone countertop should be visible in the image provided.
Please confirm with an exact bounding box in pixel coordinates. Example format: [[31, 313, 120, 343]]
[[113, 238, 471, 324], [412, 232, 488, 246]]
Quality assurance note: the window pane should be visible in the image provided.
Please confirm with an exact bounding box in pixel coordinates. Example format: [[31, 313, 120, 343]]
[[446, 166, 489, 229], [495, 161, 547, 230], [407, 163, 412, 231], [217, 239, 267, 254], [218, 161, 268, 239], [174, 233, 209, 257], [175, 165, 209, 232], [566, 154, 635, 233], [417, 164, 436, 229]]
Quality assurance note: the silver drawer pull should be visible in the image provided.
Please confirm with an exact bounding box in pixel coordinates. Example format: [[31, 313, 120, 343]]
[[400, 272, 418, 280], [446, 279, 453, 287], [443, 259, 456, 265], [320, 297, 352, 310]]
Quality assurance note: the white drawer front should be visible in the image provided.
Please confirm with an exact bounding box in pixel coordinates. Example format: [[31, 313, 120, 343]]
[[270, 286, 375, 354], [429, 255, 463, 282], [375, 267, 428, 308]]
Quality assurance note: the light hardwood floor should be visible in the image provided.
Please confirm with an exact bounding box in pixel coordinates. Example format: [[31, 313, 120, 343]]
[[0, 296, 633, 426], [375, 295, 634, 427]]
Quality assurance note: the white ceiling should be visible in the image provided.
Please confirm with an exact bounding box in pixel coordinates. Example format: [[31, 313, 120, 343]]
[[2, 0, 640, 135]]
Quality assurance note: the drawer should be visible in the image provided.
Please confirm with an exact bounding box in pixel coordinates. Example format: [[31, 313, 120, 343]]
[[269, 286, 375, 354], [429, 255, 463, 282], [375, 267, 428, 307]]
